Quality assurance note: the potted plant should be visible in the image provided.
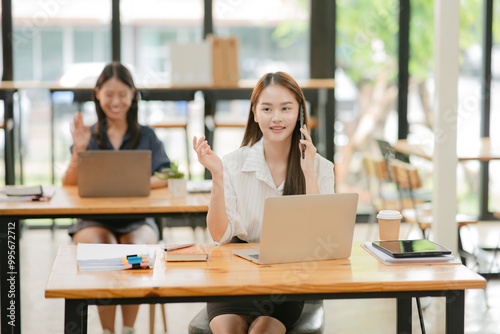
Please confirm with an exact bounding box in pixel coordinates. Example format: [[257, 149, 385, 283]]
[[155, 162, 187, 198]]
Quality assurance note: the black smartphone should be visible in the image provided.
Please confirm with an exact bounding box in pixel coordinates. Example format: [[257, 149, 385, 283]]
[[299, 106, 305, 159]]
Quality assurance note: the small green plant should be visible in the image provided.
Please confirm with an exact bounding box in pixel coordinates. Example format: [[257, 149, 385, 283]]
[[155, 162, 185, 179]]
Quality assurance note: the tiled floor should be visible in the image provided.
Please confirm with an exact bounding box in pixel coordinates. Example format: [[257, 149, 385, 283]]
[[18, 221, 500, 334]]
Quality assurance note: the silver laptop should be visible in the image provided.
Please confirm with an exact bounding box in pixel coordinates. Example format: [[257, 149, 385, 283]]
[[233, 193, 358, 265], [77, 150, 151, 197]]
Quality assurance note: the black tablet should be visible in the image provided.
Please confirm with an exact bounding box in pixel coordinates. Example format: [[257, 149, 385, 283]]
[[372, 239, 452, 258]]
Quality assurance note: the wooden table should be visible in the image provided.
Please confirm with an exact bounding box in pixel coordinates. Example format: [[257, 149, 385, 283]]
[[0, 185, 209, 334], [45, 242, 485, 334]]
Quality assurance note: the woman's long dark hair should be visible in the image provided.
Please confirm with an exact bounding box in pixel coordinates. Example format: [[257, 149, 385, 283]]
[[92, 62, 141, 149], [241, 72, 309, 195]]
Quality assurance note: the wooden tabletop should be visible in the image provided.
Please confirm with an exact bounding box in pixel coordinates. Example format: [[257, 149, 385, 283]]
[[45, 242, 486, 300], [0, 185, 209, 217], [393, 138, 500, 162], [0, 79, 335, 91]]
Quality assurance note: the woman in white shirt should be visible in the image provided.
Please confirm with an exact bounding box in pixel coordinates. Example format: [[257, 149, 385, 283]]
[[193, 72, 334, 334]]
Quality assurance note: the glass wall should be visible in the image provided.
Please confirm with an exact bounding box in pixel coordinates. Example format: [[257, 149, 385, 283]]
[[457, 1, 487, 216], [335, 0, 399, 213], [406, 1, 489, 217], [121, 0, 203, 84], [213, 0, 310, 80], [12, 0, 112, 82], [3, 0, 498, 214], [120, 0, 204, 178], [10, 0, 112, 185], [489, 4, 500, 212], [210, 0, 310, 161]]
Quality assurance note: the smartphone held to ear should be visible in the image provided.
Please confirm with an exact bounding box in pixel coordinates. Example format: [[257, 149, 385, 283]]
[[300, 106, 305, 159]]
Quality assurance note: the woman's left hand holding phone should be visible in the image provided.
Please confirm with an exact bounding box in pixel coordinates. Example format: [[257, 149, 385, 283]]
[[299, 125, 317, 173], [299, 125, 320, 194]]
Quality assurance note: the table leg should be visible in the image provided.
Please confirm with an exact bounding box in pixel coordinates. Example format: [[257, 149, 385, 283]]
[[397, 297, 412, 334], [65, 299, 88, 334], [446, 290, 465, 334]]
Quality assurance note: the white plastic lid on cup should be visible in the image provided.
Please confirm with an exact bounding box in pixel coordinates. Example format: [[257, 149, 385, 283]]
[[377, 210, 402, 219]]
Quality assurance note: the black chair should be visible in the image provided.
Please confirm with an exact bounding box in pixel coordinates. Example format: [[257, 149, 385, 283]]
[[188, 237, 324, 334], [188, 300, 324, 334]]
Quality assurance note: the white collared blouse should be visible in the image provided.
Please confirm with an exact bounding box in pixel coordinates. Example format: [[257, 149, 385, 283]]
[[214, 138, 335, 244]]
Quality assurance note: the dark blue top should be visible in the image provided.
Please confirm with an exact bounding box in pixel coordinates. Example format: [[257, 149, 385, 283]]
[[72, 125, 171, 174]]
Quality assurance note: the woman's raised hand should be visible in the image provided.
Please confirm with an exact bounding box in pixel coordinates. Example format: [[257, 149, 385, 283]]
[[193, 136, 223, 176], [71, 112, 91, 152]]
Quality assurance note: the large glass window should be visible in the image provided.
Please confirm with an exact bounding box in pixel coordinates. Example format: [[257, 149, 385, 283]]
[[489, 4, 500, 212], [121, 0, 203, 83], [407, 1, 485, 217], [10, 0, 112, 186], [73, 28, 111, 64], [210, 0, 310, 167], [213, 0, 310, 80], [455, 1, 483, 216], [120, 0, 204, 178], [12, 0, 112, 82], [41, 30, 63, 81], [335, 0, 399, 213]]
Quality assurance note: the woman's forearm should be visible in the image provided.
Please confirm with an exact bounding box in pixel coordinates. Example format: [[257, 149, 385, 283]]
[[206, 171, 229, 243], [61, 154, 79, 185], [150, 175, 168, 189], [305, 172, 320, 195]]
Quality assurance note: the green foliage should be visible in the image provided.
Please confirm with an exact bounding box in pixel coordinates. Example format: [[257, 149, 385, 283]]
[[272, 21, 308, 48], [409, 0, 434, 81], [494, 4, 500, 44], [336, 0, 399, 83], [155, 162, 185, 179], [336, 0, 486, 84], [271, 0, 309, 48]]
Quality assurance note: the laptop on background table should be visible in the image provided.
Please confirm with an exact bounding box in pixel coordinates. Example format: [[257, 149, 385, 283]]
[[77, 150, 151, 197], [233, 193, 359, 265]]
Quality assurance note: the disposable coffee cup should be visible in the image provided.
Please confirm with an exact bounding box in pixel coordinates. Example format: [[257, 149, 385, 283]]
[[377, 210, 402, 240]]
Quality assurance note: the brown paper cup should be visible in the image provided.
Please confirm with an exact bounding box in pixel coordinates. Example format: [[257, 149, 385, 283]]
[[378, 218, 401, 240]]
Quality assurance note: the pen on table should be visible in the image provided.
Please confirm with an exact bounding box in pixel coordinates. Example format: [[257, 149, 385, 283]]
[[164, 243, 195, 252]]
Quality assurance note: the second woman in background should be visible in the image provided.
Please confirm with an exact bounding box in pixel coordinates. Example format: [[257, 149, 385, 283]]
[[62, 62, 170, 334]]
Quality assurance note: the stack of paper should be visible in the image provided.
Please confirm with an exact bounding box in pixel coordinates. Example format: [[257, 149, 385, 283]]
[[76, 243, 157, 271], [362, 242, 459, 265], [0, 185, 55, 202]]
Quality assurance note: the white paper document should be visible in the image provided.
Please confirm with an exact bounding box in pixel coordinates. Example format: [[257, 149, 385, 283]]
[[76, 243, 157, 271]]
